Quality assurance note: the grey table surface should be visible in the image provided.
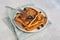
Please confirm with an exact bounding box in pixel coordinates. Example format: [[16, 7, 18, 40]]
[[0, 0, 60, 40]]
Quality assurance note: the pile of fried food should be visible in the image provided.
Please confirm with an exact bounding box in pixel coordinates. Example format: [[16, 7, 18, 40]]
[[14, 7, 47, 31]]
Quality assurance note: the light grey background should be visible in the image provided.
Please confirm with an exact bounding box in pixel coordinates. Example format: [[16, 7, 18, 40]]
[[0, 0, 60, 40]]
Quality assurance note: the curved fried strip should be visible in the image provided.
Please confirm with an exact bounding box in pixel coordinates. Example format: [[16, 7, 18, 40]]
[[25, 21, 41, 31], [28, 13, 43, 27], [24, 13, 47, 31], [14, 17, 27, 27], [31, 21, 41, 26], [40, 17, 47, 24], [28, 13, 39, 27]]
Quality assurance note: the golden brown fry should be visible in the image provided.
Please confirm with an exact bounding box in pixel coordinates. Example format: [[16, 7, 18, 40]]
[[28, 14, 39, 27], [14, 17, 27, 27], [41, 18, 47, 24], [25, 21, 41, 31]]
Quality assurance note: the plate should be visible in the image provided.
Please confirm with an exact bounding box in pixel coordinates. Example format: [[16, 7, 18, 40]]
[[13, 6, 48, 32]]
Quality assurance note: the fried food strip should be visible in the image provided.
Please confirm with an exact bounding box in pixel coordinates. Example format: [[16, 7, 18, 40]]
[[38, 13, 47, 24], [14, 17, 27, 27], [30, 18, 46, 27], [40, 17, 47, 24], [24, 13, 47, 31], [25, 21, 41, 31], [27, 13, 43, 27], [14, 15, 27, 27], [30, 13, 42, 26], [28, 13, 39, 27]]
